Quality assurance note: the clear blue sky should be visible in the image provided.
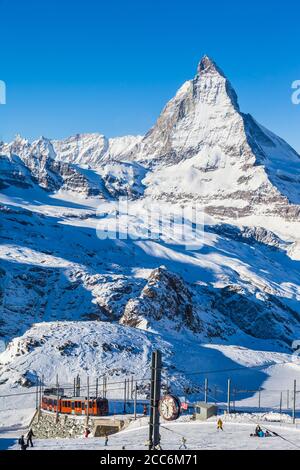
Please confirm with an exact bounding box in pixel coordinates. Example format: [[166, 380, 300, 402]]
[[0, 0, 300, 151]]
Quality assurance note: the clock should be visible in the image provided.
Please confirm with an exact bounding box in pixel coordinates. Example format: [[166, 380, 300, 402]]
[[158, 394, 181, 421]]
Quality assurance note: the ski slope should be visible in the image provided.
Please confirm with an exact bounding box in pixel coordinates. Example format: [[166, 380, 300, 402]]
[[3, 415, 300, 450]]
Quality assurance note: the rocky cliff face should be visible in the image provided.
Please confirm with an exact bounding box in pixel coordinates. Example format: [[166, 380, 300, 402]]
[[121, 267, 202, 332], [0, 136, 107, 196]]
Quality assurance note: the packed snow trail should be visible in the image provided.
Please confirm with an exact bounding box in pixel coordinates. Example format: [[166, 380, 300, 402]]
[[4, 420, 300, 450]]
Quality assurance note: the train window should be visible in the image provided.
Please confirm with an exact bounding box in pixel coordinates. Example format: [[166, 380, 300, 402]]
[[82, 402, 85, 410], [54, 400, 57, 406], [71, 402, 75, 409], [68, 401, 71, 407]]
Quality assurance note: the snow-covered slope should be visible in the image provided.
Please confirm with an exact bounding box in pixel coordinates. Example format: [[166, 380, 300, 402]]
[[52, 133, 142, 167], [0, 136, 107, 196]]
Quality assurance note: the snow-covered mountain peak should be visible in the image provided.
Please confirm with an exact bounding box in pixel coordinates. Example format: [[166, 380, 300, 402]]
[[197, 55, 223, 75], [194, 55, 240, 111]]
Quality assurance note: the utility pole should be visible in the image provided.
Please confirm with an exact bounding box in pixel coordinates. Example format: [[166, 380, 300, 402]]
[[96, 378, 98, 398], [134, 382, 137, 420], [287, 390, 290, 409], [103, 376, 107, 398], [86, 376, 90, 425], [131, 375, 134, 399], [36, 378, 39, 410], [293, 380, 297, 424], [204, 378, 208, 403], [73, 377, 76, 397], [148, 350, 162, 450], [56, 374, 59, 423], [75, 375, 80, 397], [123, 379, 127, 414], [227, 379, 231, 414], [39, 376, 42, 411]]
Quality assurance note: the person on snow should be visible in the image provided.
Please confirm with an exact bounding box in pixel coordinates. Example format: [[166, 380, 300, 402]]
[[255, 425, 262, 436], [217, 418, 224, 431], [26, 428, 35, 448], [143, 404, 148, 416], [179, 437, 187, 449], [18, 435, 28, 451], [104, 432, 108, 446], [84, 428, 91, 438]]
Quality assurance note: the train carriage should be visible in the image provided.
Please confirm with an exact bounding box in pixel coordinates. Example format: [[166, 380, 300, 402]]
[[41, 394, 109, 416]]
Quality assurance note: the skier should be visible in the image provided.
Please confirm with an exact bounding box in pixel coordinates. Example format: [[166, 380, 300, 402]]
[[84, 428, 91, 438], [26, 428, 35, 448], [143, 404, 148, 416], [179, 437, 187, 449], [255, 425, 262, 436], [217, 418, 224, 431], [18, 435, 28, 451]]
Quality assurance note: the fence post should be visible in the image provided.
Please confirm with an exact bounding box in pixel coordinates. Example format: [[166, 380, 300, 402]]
[[123, 379, 127, 414], [204, 378, 208, 403], [56, 374, 59, 423], [134, 382, 137, 420], [227, 379, 231, 414], [293, 380, 296, 424]]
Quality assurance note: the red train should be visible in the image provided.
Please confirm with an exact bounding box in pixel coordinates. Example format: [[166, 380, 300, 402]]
[[41, 394, 109, 416]]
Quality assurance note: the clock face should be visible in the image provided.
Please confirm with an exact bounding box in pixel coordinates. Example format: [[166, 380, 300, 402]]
[[159, 395, 181, 421]]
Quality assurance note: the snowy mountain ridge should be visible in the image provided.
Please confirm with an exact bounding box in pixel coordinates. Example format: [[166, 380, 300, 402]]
[[1, 56, 299, 221]]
